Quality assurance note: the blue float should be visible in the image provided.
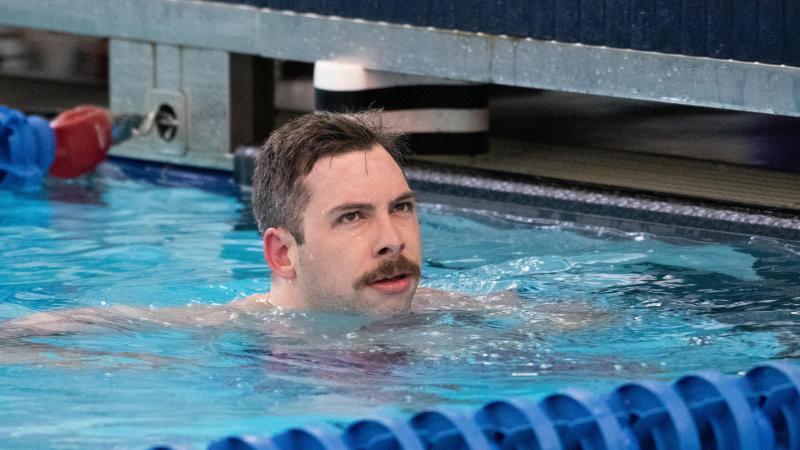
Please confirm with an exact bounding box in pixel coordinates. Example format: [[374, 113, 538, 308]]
[[741, 362, 800, 450], [539, 389, 630, 449], [410, 408, 492, 449], [164, 361, 800, 450], [208, 435, 278, 450], [675, 369, 762, 449], [271, 425, 349, 450], [343, 417, 425, 450], [0, 106, 55, 191], [474, 398, 561, 449], [606, 379, 700, 450]]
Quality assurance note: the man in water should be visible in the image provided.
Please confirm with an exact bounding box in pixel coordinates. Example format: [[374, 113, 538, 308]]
[[244, 110, 425, 316], [2, 111, 450, 339], [2, 111, 604, 362]]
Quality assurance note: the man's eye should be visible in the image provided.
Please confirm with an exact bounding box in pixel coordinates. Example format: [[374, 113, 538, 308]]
[[338, 212, 362, 223], [394, 202, 415, 213]]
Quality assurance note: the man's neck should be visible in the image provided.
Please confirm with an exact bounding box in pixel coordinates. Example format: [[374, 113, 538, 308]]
[[267, 277, 306, 309]]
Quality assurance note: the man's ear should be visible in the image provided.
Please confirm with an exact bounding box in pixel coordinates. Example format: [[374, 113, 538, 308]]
[[263, 227, 297, 279]]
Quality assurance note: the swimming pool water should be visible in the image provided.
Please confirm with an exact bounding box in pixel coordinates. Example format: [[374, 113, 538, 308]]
[[0, 166, 798, 449]]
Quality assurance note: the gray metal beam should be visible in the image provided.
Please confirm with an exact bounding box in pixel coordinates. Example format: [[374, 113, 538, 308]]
[[2, 0, 799, 117]]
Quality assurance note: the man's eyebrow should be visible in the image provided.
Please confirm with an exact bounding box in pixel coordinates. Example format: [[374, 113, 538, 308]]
[[328, 202, 375, 216], [328, 192, 415, 216], [390, 192, 416, 207]]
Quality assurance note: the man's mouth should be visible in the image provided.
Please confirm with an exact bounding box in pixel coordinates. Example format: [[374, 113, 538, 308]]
[[367, 273, 413, 294], [353, 255, 421, 294]]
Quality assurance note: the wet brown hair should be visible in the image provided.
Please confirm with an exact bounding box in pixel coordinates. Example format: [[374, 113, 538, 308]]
[[251, 110, 407, 244]]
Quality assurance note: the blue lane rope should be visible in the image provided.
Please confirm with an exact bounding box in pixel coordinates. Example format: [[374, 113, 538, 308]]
[[160, 361, 799, 450]]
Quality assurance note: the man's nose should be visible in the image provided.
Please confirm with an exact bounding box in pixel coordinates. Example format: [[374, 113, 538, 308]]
[[374, 214, 405, 258]]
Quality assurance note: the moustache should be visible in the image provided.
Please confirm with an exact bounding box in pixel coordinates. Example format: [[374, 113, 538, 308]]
[[353, 255, 421, 290]]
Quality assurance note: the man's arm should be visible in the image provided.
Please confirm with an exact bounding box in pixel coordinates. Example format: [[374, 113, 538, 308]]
[[0, 296, 274, 340], [0, 339, 182, 366], [0, 297, 275, 366]]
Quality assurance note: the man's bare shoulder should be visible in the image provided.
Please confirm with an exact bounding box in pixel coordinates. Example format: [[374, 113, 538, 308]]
[[412, 287, 519, 312], [412, 287, 458, 311], [413, 287, 613, 330], [229, 293, 273, 313]]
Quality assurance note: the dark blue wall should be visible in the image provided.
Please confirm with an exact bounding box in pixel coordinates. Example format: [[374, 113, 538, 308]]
[[220, 0, 799, 67]]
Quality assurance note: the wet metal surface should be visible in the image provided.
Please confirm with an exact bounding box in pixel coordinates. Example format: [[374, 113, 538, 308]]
[[2, 0, 800, 116]]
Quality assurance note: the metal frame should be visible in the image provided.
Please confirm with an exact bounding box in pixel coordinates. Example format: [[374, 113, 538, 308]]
[[108, 39, 240, 168], [3, 0, 799, 118]]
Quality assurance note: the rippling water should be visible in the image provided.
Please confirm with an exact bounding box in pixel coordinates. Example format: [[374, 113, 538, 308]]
[[0, 170, 798, 449]]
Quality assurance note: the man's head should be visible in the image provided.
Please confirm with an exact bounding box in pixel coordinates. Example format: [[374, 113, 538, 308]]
[[252, 111, 422, 315]]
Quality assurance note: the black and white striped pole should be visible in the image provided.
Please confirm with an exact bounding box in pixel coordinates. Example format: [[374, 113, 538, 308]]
[[314, 60, 489, 155]]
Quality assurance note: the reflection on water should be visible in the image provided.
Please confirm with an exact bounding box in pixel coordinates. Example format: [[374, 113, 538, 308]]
[[0, 175, 798, 449]]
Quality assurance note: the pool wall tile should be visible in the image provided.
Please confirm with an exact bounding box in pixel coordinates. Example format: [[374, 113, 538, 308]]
[[429, 0, 457, 30], [554, 0, 581, 42], [785, 0, 800, 67], [604, 0, 630, 48], [503, 0, 531, 37], [579, 0, 606, 46], [706, 0, 733, 59], [653, 0, 681, 53], [731, 0, 759, 62], [457, 0, 483, 32], [758, 0, 785, 64], [680, 0, 707, 56], [529, 0, 556, 40], [629, 0, 655, 51]]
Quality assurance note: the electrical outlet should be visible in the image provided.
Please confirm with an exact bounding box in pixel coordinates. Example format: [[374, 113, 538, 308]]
[[144, 89, 188, 156]]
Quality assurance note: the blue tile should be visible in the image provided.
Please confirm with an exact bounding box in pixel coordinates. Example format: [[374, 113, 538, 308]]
[[707, 0, 733, 58], [457, 0, 483, 32], [294, 0, 319, 13], [413, 2, 433, 26], [530, 0, 556, 39], [370, 0, 389, 22], [381, 0, 406, 23], [263, 0, 294, 11], [630, 0, 655, 50], [430, 0, 457, 29], [481, 0, 507, 34], [681, 0, 706, 56], [653, 0, 680, 53], [313, 0, 331, 13], [555, 0, 581, 42], [605, 0, 631, 48], [731, 0, 758, 61], [758, 0, 784, 63], [580, 0, 606, 45], [786, 0, 800, 66], [504, 0, 532, 37]]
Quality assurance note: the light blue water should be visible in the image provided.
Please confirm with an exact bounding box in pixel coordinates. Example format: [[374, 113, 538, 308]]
[[0, 168, 798, 449]]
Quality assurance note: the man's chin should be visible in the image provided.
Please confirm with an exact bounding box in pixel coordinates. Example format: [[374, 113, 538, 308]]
[[361, 279, 418, 316]]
